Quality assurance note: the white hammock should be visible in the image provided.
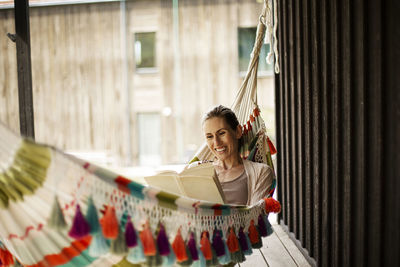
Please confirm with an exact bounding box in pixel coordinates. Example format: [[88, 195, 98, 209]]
[[0, 1, 280, 266]]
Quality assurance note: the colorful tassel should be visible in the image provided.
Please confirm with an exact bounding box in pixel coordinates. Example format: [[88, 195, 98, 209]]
[[211, 229, 225, 257], [47, 195, 67, 230], [191, 246, 206, 267], [238, 228, 249, 252], [145, 253, 162, 267], [243, 232, 253, 255], [264, 215, 274, 236], [88, 232, 110, 257], [99, 205, 119, 239], [248, 220, 260, 245], [206, 246, 219, 266], [157, 224, 171, 256], [217, 239, 232, 265], [125, 217, 138, 248], [264, 197, 281, 213], [0, 247, 14, 266], [187, 232, 199, 261], [230, 248, 245, 264], [85, 196, 100, 234], [161, 243, 176, 266], [126, 230, 146, 264], [226, 228, 240, 253], [110, 225, 128, 254], [68, 204, 90, 239], [139, 222, 157, 256], [200, 232, 212, 260], [248, 220, 263, 249], [258, 214, 268, 237], [172, 228, 188, 262], [267, 137, 277, 154]]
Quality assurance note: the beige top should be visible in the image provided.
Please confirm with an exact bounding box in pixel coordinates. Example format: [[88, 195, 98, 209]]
[[221, 170, 248, 205]]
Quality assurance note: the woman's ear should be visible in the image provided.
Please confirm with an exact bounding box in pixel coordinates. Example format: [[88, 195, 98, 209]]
[[236, 125, 243, 139]]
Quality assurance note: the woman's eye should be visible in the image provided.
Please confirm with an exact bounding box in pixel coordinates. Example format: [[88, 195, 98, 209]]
[[219, 131, 226, 136], [206, 135, 213, 139]]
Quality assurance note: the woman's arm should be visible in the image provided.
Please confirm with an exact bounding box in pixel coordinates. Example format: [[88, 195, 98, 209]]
[[250, 165, 275, 205]]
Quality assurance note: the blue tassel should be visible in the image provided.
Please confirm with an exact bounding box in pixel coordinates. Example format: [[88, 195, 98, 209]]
[[243, 233, 253, 256], [161, 243, 176, 266], [85, 197, 100, 234], [217, 241, 232, 265], [264, 215, 274, 236], [126, 230, 146, 264], [191, 246, 206, 267], [88, 232, 110, 257]]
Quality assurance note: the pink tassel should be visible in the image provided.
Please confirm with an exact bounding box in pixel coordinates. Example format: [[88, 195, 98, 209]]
[[68, 205, 90, 239]]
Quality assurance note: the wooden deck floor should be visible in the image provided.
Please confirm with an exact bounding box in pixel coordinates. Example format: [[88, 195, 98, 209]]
[[239, 224, 311, 267]]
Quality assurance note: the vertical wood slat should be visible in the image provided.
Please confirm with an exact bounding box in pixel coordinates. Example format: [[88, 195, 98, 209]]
[[287, 0, 297, 238], [14, 0, 34, 138], [383, 1, 400, 266], [276, 0, 400, 266]]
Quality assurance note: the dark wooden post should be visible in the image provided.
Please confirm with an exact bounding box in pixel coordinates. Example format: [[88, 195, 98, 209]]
[[14, 0, 35, 139]]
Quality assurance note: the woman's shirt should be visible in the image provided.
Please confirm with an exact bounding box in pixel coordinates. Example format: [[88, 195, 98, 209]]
[[220, 170, 248, 205]]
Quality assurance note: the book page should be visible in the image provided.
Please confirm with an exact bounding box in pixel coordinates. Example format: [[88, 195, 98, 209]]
[[144, 174, 183, 195], [179, 174, 225, 204]]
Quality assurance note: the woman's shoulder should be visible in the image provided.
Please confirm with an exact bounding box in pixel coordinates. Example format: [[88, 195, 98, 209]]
[[243, 159, 272, 170]]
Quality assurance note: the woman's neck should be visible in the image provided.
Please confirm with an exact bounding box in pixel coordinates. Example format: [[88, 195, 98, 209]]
[[217, 156, 243, 170]]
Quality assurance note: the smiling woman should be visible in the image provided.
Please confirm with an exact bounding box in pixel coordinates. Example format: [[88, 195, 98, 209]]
[[202, 105, 275, 206]]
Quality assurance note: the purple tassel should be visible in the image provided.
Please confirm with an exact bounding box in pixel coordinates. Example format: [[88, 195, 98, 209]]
[[238, 228, 249, 251], [125, 217, 137, 248], [187, 232, 199, 261], [258, 214, 268, 237], [212, 230, 226, 257], [68, 205, 90, 239], [156, 224, 171, 256]]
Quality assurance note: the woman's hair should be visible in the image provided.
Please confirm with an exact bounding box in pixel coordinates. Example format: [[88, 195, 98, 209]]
[[202, 105, 240, 130], [202, 105, 243, 149]]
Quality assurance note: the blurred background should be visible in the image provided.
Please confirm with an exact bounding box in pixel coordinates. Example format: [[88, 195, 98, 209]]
[[0, 0, 275, 175]]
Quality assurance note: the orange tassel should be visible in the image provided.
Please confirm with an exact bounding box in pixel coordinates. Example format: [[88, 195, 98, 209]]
[[264, 197, 281, 213], [267, 137, 277, 155], [0, 247, 14, 266], [253, 107, 260, 117], [99, 206, 119, 239], [248, 220, 260, 244], [172, 228, 188, 262], [139, 221, 157, 256], [200, 231, 213, 260], [226, 228, 240, 253]]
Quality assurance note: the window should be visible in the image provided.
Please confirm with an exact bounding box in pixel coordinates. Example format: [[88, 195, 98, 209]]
[[137, 113, 161, 166], [238, 27, 273, 75], [134, 32, 156, 71]]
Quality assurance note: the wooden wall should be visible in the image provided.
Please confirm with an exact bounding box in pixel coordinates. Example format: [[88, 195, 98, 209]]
[[0, 0, 274, 165], [275, 0, 400, 266]]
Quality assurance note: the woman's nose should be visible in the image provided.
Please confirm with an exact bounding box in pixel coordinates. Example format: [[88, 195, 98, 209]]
[[214, 136, 221, 146]]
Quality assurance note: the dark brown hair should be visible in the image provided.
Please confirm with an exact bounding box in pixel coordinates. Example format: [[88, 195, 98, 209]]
[[202, 105, 240, 131], [202, 105, 243, 149]]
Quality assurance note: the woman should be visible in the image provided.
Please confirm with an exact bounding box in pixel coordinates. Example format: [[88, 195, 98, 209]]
[[202, 105, 275, 206]]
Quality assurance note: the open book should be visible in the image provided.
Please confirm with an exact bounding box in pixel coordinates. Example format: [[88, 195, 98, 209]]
[[144, 163, 226, 204]]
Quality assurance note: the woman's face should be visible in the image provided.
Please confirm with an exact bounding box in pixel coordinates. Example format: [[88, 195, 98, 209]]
[[203, 117, 242, 163]]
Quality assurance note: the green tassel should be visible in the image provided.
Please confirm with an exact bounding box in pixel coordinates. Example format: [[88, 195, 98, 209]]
[[110, 226, 128, 255], [85, 196, 100, 234], [47, 195, 67, 230], [89, 232, 110, 257]]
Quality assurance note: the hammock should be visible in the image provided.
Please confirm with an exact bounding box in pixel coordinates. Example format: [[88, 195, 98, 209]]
[[0, 1, 280, 266]]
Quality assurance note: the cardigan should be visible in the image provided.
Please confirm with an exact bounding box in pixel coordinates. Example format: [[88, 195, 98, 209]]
[[243, 159, 275, 205]]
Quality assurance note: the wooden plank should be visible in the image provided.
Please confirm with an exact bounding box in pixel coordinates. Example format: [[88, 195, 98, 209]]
[[273, 225, 312, 267], [14, 0, 35, 138], [240, 249, 269, 267], [260, 231, 297, 266]]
